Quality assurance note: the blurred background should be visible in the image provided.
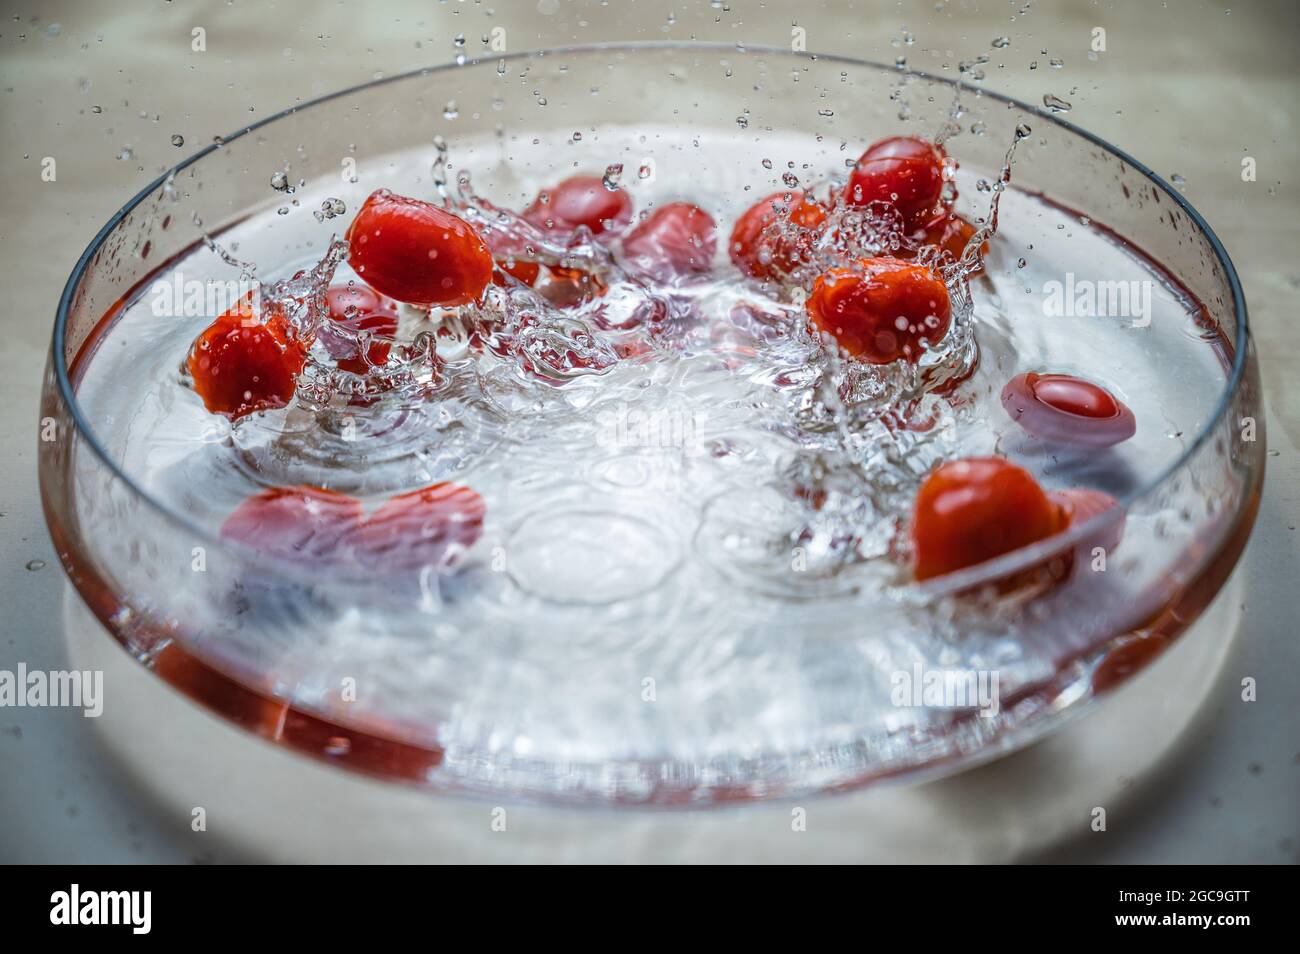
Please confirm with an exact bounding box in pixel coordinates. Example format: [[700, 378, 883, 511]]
[[1, 0, 1296, 862]]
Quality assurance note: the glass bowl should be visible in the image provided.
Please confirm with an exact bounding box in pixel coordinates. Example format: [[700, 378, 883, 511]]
[[40, 43, 1264, 806]]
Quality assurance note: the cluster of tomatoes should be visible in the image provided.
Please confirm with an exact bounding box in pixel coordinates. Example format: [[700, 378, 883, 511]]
[[186, 134, 1136, 594]]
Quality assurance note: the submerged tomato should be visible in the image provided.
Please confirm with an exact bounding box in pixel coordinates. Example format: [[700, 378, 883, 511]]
[[319, 282, 400, 374], [621, 202, 718, 281], [1001, 372, 1137, 447], [186, 298, 307, 420], [729, 190, 828, 281], [918, 213, 984, 266], [349, 483, 487, 573], [523, 175, 633, 238], [345, 189, 493, 307], [806, 257, 952, 364], [845, 136, 948, 228], [220, 482, 485, 576], [220, 485, 364, 562], [911, 457, 1062, 581]]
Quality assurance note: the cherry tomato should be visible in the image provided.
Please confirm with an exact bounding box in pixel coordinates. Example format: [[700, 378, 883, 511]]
[[1050, 487, 1125, 555], [349, 483, 487, 573], [318, 283, 400, 373], [538, 266, 607, 308], [345, 189, 493, 307], [911, 457, 1062, 581], [220, 485, 364, 562], [845, 136, 948, 229], [920, 212, 985, 265], [221, 483, 486, 575], [1001, 372, 1136, 447], [494, 258, 542, 286], [806, 257, 952, 364], [523, 175, 633, 238], [325, 283, 396, 321], [186, 298, 307, 420], [729, 190, 828, 281], [622, 202, 718, 281]]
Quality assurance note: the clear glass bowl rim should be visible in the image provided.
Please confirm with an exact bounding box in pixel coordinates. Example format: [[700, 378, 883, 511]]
[[49, 41, 1252, 599]]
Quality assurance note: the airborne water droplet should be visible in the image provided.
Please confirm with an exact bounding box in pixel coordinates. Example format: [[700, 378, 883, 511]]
[[170, 133, 184, 147], [1042, 94, 1072, 113], [602, 163, 623, 190]]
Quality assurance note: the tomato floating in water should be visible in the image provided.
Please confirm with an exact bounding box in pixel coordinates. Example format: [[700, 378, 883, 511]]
[[916, 212, 986, 267], [1001, 372, 1136, 447], [806, 257, 952, 364], [186, 298, 307, 420], [523, 174, 634, 238], [728, 190, 828, 281], [845, 136, 948, 229], [345, 189, 493, 307], [621, 202, 718, 282], [911, 456, 1063, 581]]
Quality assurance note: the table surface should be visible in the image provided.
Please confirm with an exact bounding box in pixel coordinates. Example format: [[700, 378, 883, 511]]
[[1, 0, 1296, 863]]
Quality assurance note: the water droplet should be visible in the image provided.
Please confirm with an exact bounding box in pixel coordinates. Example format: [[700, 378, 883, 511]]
[[25, 559, 46, 571], [1015, 123, 1032, 140], [975, 178, 993, 193], [1017, 258, 1027, 268], [782, 171, 799, 188], [1170, 173, 1187, 191], [761, 158, 773, 170], [90, 104, 102, 114], [1049, 57, 1064, 68], [117, 145, 134, 161], [270, 170, 291, 192], [443, 100, 459, 120], [1042, 94, 1072, 113], [602, 163, 623, 190], [637, 163, 652, 180], [736, 113, 749, 129], [170, 133, 184, 147], [991, 36, 1010, 48]]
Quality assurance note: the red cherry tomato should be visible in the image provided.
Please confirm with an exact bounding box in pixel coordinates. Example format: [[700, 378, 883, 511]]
[[494, 258, 542, 286], [1001, 372, 1136, 447], [220, 485, 364, 562], [349, 483, 487, 573], [921, 213, 985, 266], [845, 136, 948, 229], [186, 298, 307, 420], [345, 189, 493, 307], [1050, 487, 1125, 555], [729, 190, 828, 281], [911, 457, 1062, 581], [621, 202, 718, 281], [523, 175, 633, 238], [325, 283, 396, 321], [538, 266, 607, 308], [806, 257, 952, 364], [318, 283, 400, 373], [221, 482, 486, 575]]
